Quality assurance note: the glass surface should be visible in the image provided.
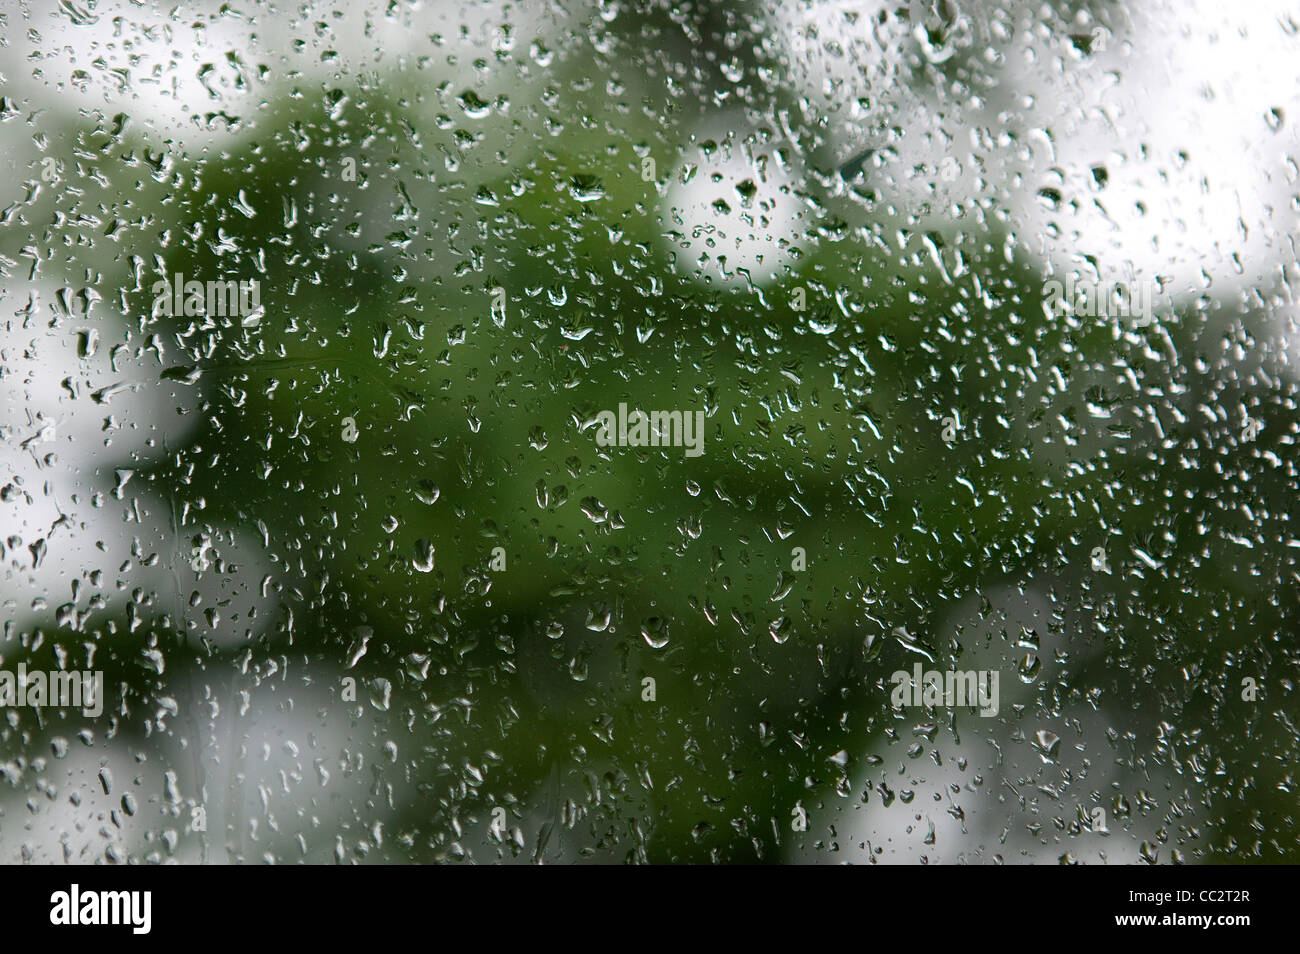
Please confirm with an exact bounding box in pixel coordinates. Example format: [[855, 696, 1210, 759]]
[[1, 0, 1297, 864]]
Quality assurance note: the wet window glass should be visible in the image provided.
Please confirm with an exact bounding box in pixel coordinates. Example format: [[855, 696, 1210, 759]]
[[1, 0, 1297, 866]]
